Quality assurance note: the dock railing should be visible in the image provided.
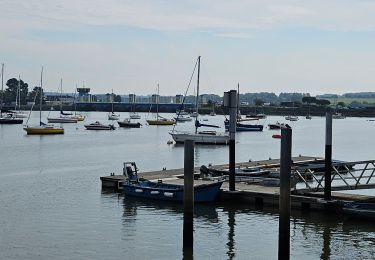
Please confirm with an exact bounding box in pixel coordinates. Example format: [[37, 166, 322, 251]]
[[293, 160, 375, 193]]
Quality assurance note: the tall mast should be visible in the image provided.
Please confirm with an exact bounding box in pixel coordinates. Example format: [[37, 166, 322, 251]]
[[195, 56, 201, 134], [74, 84, 77, 115], [15, 75, 21, 111], [156, 84, 159, 119], [60, 78, 63, 112], [40, 67, 43, 126], [0, 63, 4, 116], [111, 89, 114, 113], [237, 83, 240, 121]]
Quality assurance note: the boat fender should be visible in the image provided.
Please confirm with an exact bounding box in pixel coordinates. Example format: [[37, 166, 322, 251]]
[[150, 191, 160, 195], [135, 189, 143, 193]]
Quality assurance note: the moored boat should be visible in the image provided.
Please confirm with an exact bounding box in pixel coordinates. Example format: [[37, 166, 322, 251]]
[[24, 124, 64, 135], [118, 118, 141, 128], [224, 120, 263, 132], [23, 67, 64, 135], [122, 162, 223, 202], [84, 121, 115, 130]]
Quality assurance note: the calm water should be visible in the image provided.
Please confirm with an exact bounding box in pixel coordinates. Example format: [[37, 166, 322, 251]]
[[1, 112, 375, 259]]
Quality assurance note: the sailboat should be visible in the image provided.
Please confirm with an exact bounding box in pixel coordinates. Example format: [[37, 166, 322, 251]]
[[224, 83, 263, 132], [108, 91, 120, 120], [170, 56, 229, 144], [47, 78, 78, 123], [285, 101, 298, 121], [146, 84, 175, 126], [71, 89, 85, 121], [0, 64, 23, 124], [24, 67, 64, 135], [129, 95, 141, 119], [12, 75, 28, 118]]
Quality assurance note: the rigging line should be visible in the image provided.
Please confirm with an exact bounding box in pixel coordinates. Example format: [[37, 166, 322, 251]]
[[146, 85, 159, 119], [25, 86, 40, 126], [172, 57, 199, 132]]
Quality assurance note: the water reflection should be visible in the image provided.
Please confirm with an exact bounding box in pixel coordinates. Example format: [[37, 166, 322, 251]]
[[118, 194, 375, 259]]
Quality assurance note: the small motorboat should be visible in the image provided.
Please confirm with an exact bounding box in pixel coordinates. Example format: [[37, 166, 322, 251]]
[[174, 115, 192, 122], [122, 162, 223, 202], [268, 122, 286, 130], [285, 115, 298, 121], [0, 113, 23, 124], [118, 118, 141, 128], [84, 121, 115, 130]]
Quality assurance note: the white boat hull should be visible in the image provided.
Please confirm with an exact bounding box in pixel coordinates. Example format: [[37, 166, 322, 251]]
[[108, 114, 120, 120], [129, 113, 141, 119], [170, 131, 229, 145]]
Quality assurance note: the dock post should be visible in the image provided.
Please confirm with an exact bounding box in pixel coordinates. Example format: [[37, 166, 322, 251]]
[[183, 139, 194, 258], [224, 90, 237, 191], [278, 126, 292, 260], [324, 112, 332, 201]]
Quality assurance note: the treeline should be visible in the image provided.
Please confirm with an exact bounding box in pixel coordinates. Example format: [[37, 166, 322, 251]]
[[0, 78, 44, 105]]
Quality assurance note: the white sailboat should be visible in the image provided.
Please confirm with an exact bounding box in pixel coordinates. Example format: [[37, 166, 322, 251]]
[[47, 78, 78, 123], [129, 96, 141, 119], [285, 101, 298, 121], [0, 64, 23, 124], [170, 56, 229, 144], [108, 91, 120, 120], [13, 75, 28, 118]]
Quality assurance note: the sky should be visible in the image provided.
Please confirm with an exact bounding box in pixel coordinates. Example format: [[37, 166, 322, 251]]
[[1, 0, 375, 96]]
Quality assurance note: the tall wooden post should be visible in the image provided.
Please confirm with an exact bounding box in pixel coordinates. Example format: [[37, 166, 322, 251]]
[[324, 112, 333, 201], [183, 139, 194, 258], [278, 126, 292, 260]]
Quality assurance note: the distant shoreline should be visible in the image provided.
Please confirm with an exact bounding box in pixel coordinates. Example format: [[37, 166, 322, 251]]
[[6, 102, 375, 118]]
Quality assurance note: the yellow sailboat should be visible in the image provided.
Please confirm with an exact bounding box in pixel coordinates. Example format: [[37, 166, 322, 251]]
[[146, 84, 175, 126], [24, 67, 64, 135]]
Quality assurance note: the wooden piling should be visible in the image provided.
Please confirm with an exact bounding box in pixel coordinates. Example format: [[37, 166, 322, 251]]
[[228, 90, 237, 191], [183, 139, 194, 254], [278, 126, 292, 260], [324, 112, 333, 201]]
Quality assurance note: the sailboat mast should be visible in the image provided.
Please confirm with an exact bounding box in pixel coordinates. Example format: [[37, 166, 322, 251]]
[[156, 84, 159, 119], [15, 75, 20, 111], [195, 56, 201, 134], [0, 63, 4, 116], [111, 89, 114, 113], [40, 67, 43, 126], [237, 83, 240, 121], [60, 78, 63, 112], [74, 84, 77, 115]]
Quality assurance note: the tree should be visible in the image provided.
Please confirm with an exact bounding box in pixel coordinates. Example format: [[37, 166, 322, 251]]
[[315, 99, 330, 106], [4, 78, 29, 104], [27, 86, 45, 105], [254, 99, 264, 106], [114, 95, 122, 102], [337, 101, 345, 107], [302, 96, 317, 104]]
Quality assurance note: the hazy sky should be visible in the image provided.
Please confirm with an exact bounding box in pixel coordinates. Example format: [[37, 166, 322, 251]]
[[1, 0, 375, 96]]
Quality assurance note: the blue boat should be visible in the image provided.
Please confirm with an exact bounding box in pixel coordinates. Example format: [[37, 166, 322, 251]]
[[224, 120, 263, 132], [122, 162, 223, 202]]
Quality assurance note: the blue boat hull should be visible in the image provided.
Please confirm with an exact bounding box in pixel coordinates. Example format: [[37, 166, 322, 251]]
[[225, 122, 263, 132], [122, 180, 223, 202]]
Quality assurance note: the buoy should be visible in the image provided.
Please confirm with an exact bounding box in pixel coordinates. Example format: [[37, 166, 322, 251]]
[[272, 134, 282, 139]]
